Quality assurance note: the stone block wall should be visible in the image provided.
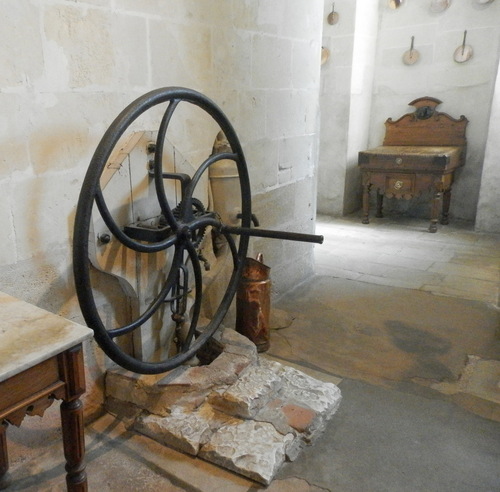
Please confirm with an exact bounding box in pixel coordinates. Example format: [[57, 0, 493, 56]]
[[0, 0, 323, 415]]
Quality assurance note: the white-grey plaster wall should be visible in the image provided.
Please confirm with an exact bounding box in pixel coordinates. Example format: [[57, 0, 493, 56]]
[[0, 0, 323, 414], [317, 0, 500, 229], [476, 58, 500, 233], [317, 0, 356, 215], [317, 0, 379, 216], [345, 0, 379, 215]]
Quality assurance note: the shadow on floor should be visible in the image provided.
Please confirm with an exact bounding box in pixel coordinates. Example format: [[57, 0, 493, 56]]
[[269, 275, 500, 420], [268, 273, 500, 491], [271, 276, 499, 384]]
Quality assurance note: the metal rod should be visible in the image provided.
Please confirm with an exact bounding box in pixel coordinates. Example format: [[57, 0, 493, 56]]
[[221, 226, 324, 244], [462, 30, 467, 55]]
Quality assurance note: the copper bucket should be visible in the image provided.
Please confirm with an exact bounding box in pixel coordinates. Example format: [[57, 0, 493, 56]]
[[236, 254, 271, 352]]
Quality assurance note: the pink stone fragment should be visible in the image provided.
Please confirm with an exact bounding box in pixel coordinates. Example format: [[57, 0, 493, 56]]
[[280, 404, 317, 433]]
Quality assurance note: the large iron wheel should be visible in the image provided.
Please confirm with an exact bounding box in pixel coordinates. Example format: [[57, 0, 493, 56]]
[[73, 87, 251, 374]]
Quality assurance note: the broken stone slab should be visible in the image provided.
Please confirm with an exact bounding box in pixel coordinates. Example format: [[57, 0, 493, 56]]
[[106, 367, 212, 416], [105, 328, 342, 484], [252, 363, 342, 456], [280, 403, 318, 433], [106, 329, 258, 416], [208, 358, 283, 418], [253, 403, 318, 462], [276, 365, 342, 443], [252, 398, 309, 461], [200, 355, 342, 471], [135, 402, 243, 456], [155, 351, 255, 392], [136, 408, 211, 456], [278, 365, 342, 414], [156, 330, 257, 391], [199, 420, 294, 485], [197, 324, 259, 364], [254, 398, 318, 436]]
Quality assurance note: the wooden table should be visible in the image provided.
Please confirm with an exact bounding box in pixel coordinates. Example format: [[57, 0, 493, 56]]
[[358, 97, 468, 232], [0, 292, 93, 491]]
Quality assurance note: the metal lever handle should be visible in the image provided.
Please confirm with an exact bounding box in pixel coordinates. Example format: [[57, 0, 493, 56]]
[[221, 225, 324, 244]]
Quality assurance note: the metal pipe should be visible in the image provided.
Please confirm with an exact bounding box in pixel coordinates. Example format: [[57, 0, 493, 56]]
[[221, 226, 324, 244]]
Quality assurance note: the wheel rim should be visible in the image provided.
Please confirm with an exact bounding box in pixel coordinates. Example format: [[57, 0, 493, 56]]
[[73, 87, 251, 374]]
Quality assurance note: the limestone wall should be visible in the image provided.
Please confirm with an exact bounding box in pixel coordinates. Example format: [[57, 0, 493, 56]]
[[0, 0, 323, 414]]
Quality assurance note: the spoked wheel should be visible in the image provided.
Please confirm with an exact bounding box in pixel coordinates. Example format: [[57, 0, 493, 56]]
[[73, 87, 251, 374]]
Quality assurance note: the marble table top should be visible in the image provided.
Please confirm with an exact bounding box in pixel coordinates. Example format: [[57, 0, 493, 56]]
[[0, 291, 93, 383]]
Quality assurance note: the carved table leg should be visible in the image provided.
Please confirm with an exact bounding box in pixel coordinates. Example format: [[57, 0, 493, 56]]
[[441, 188, 451, 225], [60, 398, 87, 492], [0, 422, 10, 490], [429, 190, 442, 233], [375, 191, 384, 218], [362, 182, 371, 224]]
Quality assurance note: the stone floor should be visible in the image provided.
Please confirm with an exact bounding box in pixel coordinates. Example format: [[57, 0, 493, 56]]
[[4, 214, 500, 491], [315, 214, 499, 306]]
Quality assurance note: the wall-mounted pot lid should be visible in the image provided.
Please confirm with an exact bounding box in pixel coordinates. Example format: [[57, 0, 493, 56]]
[[403, 36, 419, 65], [403, 49, 420, 65], [430, 0, 451, 12], [321, 47, 330, 65], [327, 11, 339, 24], [327, 3, 339, 24], [454, 44, 473, 63], [388, 0, 404, 9]]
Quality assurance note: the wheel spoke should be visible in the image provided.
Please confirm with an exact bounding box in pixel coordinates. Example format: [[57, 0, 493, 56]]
[[189, 152, 238, 195], [107, 244, 185, 338], [178, 240, 203, 352], [224, 232, 240, 270], [95, 187, 177, 253], [154, 99, 181, 229]]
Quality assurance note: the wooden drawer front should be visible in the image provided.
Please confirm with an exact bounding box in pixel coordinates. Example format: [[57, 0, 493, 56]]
[[385, 174, 414, 194], [0, 356, 61, 416], [360, 154, 450, 172]]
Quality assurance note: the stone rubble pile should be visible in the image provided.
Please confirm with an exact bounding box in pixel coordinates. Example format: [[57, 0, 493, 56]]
[[105, 328, 342, 485]]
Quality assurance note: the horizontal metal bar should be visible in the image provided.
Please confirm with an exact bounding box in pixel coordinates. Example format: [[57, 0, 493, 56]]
[[221, 226, 323, 244]]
